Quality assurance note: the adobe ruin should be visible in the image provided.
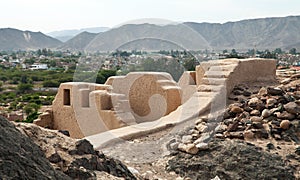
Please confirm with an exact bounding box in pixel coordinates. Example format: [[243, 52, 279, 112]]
[[34, 58, 277, 141]]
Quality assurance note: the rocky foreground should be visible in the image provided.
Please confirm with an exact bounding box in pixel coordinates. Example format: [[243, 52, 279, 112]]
[[0, 115, 136, 179]]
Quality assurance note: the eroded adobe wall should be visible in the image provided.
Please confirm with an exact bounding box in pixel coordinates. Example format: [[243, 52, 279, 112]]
[[106, 72, 182, 123], [51, 83, 118, 138], [195, 58, 276, 96], [51, 72, 182, 138], [52, 83, 84, 138], [226, 58, 277, 94], [178, 71, 197, 103], [49, 58, 276, 139]]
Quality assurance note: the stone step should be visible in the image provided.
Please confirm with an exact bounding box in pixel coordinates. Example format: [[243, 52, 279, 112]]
[[193, 91, 217, 98], [202, 59, 239, 66], [116, 112, 136, 125], [204, 71, 231, 78], [200, 78, 226, 85], [197, 85, 224, 92], [208, 64, 237, 72], [161, 86, 181, 91]]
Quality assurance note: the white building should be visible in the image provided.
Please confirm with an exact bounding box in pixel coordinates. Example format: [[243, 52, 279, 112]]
[[29, 64, 48, 70]]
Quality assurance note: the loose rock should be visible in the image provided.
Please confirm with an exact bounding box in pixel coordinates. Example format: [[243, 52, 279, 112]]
[[248, 97, 262, 107], [230, 106, 244, 114], [196, 123, 208, 133], [182, 135, 193, 144], [195, 142, 209, 150], [277, 111, 295, 120], [261, 109, 272, 118], [266, 98, 277, 107], [184, 144, 199, 155], [250, 116, 263, 123], [267, 87, 283, 95], [258, 87, 268, 96], [280, 120, 290, 130], [243, 130, 255, 140], [284, 102, 300, 114], [250, 110, 260, 116]]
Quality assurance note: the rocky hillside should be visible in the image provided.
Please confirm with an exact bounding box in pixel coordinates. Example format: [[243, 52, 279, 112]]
[[0, 115, 69, 179], [0, 28, 62, 51], [15, 123, 136, 179], [0, 116, 136, 179]]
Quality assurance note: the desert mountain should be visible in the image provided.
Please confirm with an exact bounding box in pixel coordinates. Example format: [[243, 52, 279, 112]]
[[59, 31, 98, 51], [83, 23, 210, 51], [62, 15, 300, 51], [0, 28, 62, 51], [47, 27, 109, 42], [2, 16, 300, 51], [185, 15, 300, 51]]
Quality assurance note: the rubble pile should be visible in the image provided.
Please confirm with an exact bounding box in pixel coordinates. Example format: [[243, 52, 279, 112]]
[[221, 85, 300, 142], [167, 139, 296, 180], [173, 80, 300, 154], [167, 70, 300, 179]]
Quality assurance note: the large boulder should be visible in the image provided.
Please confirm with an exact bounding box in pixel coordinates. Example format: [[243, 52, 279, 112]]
[[0, 115, 70, 179]]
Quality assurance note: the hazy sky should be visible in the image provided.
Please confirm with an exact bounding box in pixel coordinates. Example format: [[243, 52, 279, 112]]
[[1, 0, 300, 33]]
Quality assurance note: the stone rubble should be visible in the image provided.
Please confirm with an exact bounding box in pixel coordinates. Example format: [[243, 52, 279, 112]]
[[175, 74, 300, 155], [167, 70, 300, 179]]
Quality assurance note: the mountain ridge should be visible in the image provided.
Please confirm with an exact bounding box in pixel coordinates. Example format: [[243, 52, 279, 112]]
[[1, 15, 300, 51], [0, 28, 62, 51], [59, 31, 98, 51], [47, 27, 110, 42], [63, 15, 300, 51]]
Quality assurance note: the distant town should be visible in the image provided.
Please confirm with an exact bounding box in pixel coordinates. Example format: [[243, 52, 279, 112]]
[[1, 48, 299, 71], [0, 48, 299, 122]]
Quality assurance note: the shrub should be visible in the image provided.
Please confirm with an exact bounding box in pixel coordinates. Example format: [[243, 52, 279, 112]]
[[43, 80, 60, 87], [17, 83, 33, 94], [24, 111, 41, 123]]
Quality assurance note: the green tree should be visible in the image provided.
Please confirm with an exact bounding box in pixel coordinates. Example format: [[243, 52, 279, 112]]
[[183, 58, 196, 71], [274, 48, 283, 54], [231, 49, 237, 55], [24, 102, 40, 115], [289, 48, 297, 55], [17, 83, 33, 94], [24, 58, 35, 65], [0, 82, 3, 92], [49, 60, 57, 67], [0, 76, 8, 83], [24, 111, 40, 123]]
